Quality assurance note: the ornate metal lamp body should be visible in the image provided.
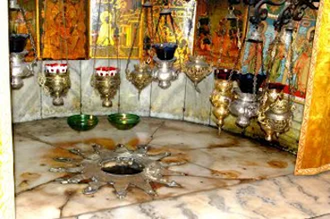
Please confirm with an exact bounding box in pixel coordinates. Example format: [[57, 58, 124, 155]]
[[210, 79, 234, 132], [229, 87, 260, 128], [126, 64, 153, 95], [39, 63, 71, 106], [153, 56, 178, 89], [125, 1, 154, 94], [91, 67, 121, 107], [185, 56, 212, 90], [10, 50, 33, 89], [258, 84, 294, 141]]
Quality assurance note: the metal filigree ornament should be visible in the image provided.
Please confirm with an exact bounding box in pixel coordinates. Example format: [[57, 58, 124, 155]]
[[126, 64, 153, 96], [38, 63, 71, 106], [184, 56, 212, 92], [258, 88, 293, 141], [257, 25, 296, 141], [91, 1, 121, 107], [91, 67, 121, 107], [38, 0, 71, 106], [50, 144, 183, 199], [9, 1, 38, 89], [125, 1, 154, 96]]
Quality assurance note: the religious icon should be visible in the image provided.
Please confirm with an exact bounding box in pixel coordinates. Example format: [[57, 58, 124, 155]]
[[293, 28, 315, 95]]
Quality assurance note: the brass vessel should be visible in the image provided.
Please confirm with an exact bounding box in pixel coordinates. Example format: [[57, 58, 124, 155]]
[[258, 84, 293, 141], [38, 63, 71, 106], [91, 67, 121, 107], [184, 56, 212, 91], [126, 63, 153, 95], [210, 79, 233, 133]]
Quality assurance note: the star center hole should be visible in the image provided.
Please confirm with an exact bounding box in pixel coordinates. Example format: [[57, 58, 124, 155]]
[[101, 161, 144, 175]]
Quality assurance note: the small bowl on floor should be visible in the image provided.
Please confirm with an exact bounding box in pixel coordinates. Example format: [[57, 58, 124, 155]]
[[67, 114, 99, 131], [107, 113, 140, 130]]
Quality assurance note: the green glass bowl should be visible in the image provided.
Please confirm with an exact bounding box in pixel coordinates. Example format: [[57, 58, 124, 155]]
[[67, 114, 99, 131], [107, 113, 140, 130]]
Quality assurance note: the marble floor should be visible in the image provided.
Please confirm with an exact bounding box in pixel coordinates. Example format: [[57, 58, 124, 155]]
[[13, 117, 330, 219]]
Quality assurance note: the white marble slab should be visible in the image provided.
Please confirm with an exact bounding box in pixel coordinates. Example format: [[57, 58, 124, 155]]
[[184, 73, 213, 125], [77, 172, 330, 219], [13, 118, 305, 219], [150, 72, 186, 120], [11, 62, 42, 123]]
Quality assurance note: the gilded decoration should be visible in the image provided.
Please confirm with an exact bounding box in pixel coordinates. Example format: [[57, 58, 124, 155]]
[[90, 0, 194, 60], [241, 10, 317, 102], [194, 0, 249, 68], [38, 0, 88, 60], [295, 0, 330, 175]]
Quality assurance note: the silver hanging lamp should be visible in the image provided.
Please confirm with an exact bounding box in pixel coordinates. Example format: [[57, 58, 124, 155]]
[[152, 3, 179, 89]]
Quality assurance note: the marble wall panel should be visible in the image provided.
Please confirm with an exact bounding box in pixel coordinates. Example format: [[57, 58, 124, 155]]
[[41, 60, 81, 118], [81, 59, 119, 115], [119, 60, 151, 116], [150, 72, 186, 120], [10, 60, 304, 153], [184, 73, 213, 125], [11, 62, 41, 123]]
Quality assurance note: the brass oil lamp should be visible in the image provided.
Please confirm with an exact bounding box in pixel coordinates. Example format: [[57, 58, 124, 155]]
[[257, 24, 295, 141], [125, 1, 153, 95], [210, 69, 235, 133], [126, 63, 153, 95], [39, 63, 71, 106], [258, 83, 293, 141], [38, 0, 70, 106], [184, 56, 212, 91], [91, 67, 121, 107], [91, 0, 121, 107]]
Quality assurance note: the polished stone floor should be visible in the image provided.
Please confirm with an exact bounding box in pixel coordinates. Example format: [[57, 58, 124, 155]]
[[13, 117, 330, 219]]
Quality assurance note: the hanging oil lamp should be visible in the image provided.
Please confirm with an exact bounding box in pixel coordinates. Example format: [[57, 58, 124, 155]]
[[184, 0, 212, 92], [125, 0, 153, 96], [91, 2, 121, 107], [91, 66, 121, 107], [229, 24, 266, 128], [210, 69, 235, 133], [258, 83, 293, 141], [211, 4, 246, 132], [258, 25, 295, 141], [38, 0, 71, 106], [39, 63, 71, 106], [152, 4, 179, 89], [184, 55, 212, 91], [9, 2, 37, 89]]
